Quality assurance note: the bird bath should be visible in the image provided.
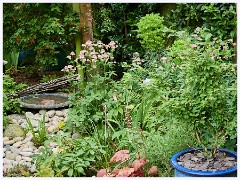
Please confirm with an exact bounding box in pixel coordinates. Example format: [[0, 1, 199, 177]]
[[19, 93, 70, 109]]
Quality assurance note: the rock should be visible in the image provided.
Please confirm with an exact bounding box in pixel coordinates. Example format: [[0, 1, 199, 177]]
[[56, 110, 64, 117], [6, 153, 17, 160], [4, 124, 25, 138], [5, 151, 11, 156], [3, 148, 7, 152], [4, 140, 15, 145], [30, 120, 39, 127], [21, 122, 28, 129], [3, 137, 9, 141], [61, 109, 68, 116], [13, 141, 24, 148], [20, 152, 32, 157], [213, 161, 221, 169], [10, 146, 21, 154], [26, 141, 34, 146], [30, 164, 36, 173], [3, 152, 6, 158], [72, 132, 80, 139], [22, 147, 33, 152], [23, 136, 33, 143], [39, 109, 47, 115], [13, 137, 24, 142], [22, 162, 31, 167], [16, 155, 22, 162], [7, 114, 25, 121], [25, 111, 35, 120], [47, 125, 56, 132], [22, 156, 32, 162], [52, 119, 59, 126], [18, 119, 25, 125], [46, 110, 56, 118], [3, 165, 13, 173], [4, 145, 11, 151]]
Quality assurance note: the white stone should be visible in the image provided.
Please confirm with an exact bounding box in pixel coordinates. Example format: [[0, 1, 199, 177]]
[[16, 155, 22, 162], [21, 122, 28, 129], [12, 141, 23, 148], [4, 159, 14, 165], [56, 110, 64, 117], [5, 150, 11, 154], [19, 152, 32, 157], [22, 156, 32, 162], [22, 147, 33, 152], [3, 137, 9, 141], [52, 116, 60, 122], [6, 153, 17, 160], [30, 120, 39, 127], [18, 119, 25, 125], [13, 137, 24, 142], [57, 130, 64, 135], [26, 141, 34, 146], [46, 110, 56, 118], [39, 109, 47, 115], [25, 112, 35, 119], [22, 136, 33, 144], [4, 140, 15, 145], [48, 142, 58, 148], [61, 109, 68, 116], [47, 125, 56, 132], [22, 162, 31, 167], [10, 146, 20, 154], [3, 152, 6, 158], [52, 120, 59, 127]]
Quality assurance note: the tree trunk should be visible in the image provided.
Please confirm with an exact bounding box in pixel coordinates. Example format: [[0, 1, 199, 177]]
[[80, 3, 93, 43]]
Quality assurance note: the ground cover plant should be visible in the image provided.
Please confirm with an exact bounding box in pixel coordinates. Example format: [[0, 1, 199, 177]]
[[3, 3, 237, 177]]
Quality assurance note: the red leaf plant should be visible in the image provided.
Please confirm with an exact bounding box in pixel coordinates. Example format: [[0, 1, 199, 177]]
[[96, 150, 158, 177]]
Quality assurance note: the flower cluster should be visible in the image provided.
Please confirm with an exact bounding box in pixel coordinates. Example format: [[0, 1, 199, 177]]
[[74, 40, 117, 65], [61, 64, 76, 73]]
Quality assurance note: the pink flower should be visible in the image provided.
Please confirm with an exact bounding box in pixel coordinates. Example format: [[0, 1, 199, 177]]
[[66, 55, 71, 60], [85, 40, 93, 46], [70, 51, 75, 56]]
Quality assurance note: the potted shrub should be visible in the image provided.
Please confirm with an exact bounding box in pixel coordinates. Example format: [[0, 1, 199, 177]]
[[167, 29, 237, 177]]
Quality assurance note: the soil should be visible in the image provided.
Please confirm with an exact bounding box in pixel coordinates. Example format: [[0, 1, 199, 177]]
[[177, 150, 237, 171], [6, 68, 65, 86]]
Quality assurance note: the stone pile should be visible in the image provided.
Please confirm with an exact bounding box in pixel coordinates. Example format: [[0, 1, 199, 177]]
[[3, 109, 68, 174]]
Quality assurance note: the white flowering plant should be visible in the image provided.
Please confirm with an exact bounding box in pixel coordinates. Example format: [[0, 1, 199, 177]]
[[63, 40, 117, 81]]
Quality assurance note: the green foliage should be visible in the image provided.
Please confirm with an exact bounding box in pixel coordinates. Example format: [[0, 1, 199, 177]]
[[161, 30, 237, 156], [3, 75, 27, 127], [5, 47, 20, 70], [3, 3, 80, 67], [25, 113, 47, 147], [137, 13, 168, 52], [166, 3, 237, 40], [33, 136, 106, 177], [142, 121, 195, 176], [40, 74, 61, 83]]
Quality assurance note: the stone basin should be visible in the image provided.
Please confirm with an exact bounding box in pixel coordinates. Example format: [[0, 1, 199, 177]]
[[19, 93, 70, 109]]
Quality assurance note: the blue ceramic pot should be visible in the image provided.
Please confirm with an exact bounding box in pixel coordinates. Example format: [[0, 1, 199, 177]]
[[170, 148, 237, 177]]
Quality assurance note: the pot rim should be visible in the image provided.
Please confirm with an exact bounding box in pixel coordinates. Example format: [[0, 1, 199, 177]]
[[170, 148, 237, 177]]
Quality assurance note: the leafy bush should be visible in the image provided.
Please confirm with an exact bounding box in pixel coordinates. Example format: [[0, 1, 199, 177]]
[[3, 75, 27, 127], [166, 3, 237, 40], [137, 13, 169, 54], [3, 3, 79, 67], [161, 30, 237, 156], [33, 136, 106, 177]]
